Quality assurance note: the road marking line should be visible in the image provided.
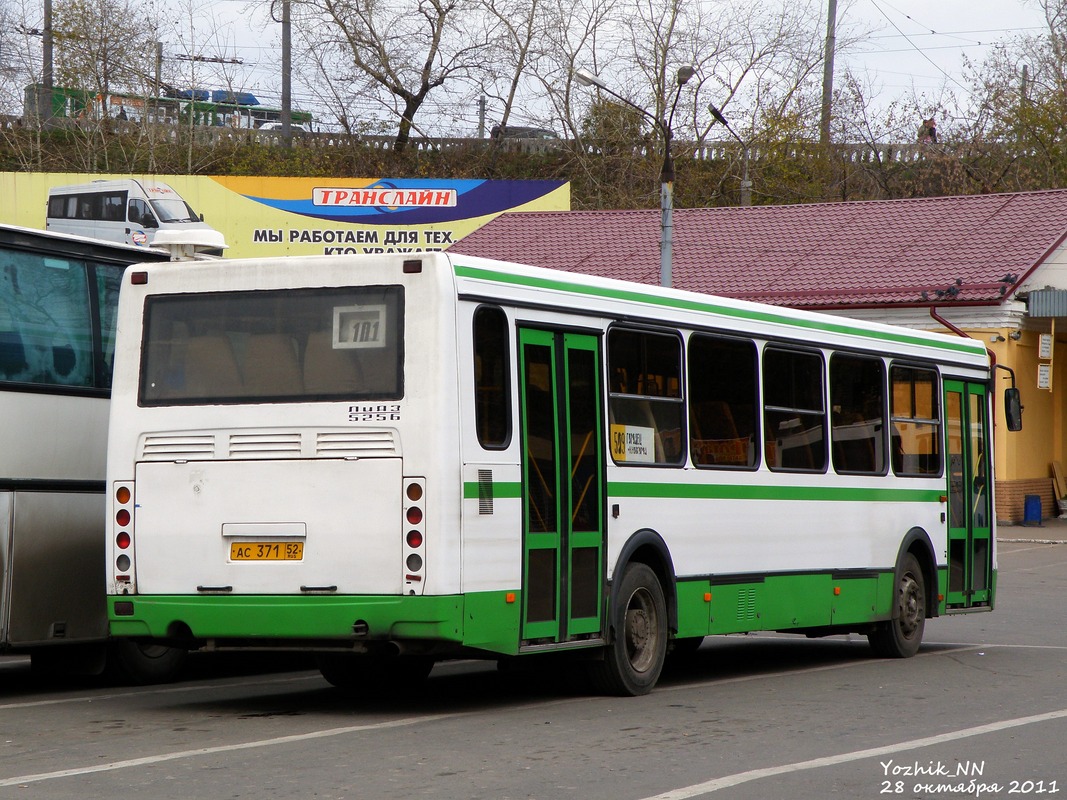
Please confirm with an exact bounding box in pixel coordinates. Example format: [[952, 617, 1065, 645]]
[[639, 707, 1067, 800], [0, 672, 323, 712], [659, 644, 982, 693], [935, 641, 1067, 650], [0, 713, 459, 787]]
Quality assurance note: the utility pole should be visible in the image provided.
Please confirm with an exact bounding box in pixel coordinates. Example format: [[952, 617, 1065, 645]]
[[39, 0, 54, 126], [820, 0, 837, 145], [280, 0, 292, 145]]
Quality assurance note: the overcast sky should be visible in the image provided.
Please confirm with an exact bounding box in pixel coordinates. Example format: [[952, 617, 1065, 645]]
[[839, 0, 1046, 100]]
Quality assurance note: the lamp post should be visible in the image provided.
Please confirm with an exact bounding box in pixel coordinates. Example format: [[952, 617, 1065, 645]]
[[709, 104, 751, 207], [574, 65, 695, 287]]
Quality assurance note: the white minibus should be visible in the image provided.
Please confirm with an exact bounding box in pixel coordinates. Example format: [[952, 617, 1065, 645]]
[[46, 179, 227, 259]]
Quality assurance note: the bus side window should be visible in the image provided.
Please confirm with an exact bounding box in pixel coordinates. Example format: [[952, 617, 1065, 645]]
[[607, 327, 684, 465], [102, 192, 126, 222], [889, 364, 942, 476], [688, 334, 759, 468], [472, 306, 510, 449], [763, 347, 826, 472], [829, 353, 886, 474], [0, 255, 94, 387]]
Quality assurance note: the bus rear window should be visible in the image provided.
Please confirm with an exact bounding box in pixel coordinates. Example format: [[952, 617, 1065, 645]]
[[139, 286, 404, 405]]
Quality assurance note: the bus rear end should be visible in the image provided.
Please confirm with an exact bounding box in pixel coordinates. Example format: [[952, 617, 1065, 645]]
[[105, 254, 464, 684]]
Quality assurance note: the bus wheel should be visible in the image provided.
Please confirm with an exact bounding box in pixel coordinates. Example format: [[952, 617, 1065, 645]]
[[317, 652, 434, 691], [588, 563, 667, 696], [108, 639, 188, 684], [868, 553, 926, 658]]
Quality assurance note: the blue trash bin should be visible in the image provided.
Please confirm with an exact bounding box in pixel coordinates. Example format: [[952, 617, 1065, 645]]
[[1023, 494, 1042, 526]]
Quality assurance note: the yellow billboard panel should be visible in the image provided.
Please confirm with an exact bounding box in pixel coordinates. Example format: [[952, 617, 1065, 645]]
[[0, 172, 570, 258]]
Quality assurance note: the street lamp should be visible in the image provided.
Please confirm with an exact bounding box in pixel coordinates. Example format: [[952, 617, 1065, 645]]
[[574, 65, 696, 287], [709, 103, 751, 207]]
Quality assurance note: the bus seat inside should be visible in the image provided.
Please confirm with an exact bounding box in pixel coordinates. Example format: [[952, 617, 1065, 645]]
[[183, 335, 243, 396], [304, 331, 364, 394], [242, 334, 303, 395]]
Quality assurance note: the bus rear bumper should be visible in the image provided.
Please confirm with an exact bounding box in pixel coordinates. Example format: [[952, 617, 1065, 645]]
[[107, 594, 467, 645]]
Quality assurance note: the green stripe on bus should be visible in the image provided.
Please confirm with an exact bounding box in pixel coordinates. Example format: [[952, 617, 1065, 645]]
[[608, 482, 943, 502], [465, 480, 941, 503], [452, 264, 985, 357], [463, 481, 522, 499]]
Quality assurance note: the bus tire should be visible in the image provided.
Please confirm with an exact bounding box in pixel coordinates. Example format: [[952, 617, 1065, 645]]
[[868, 553, 926, 658], [108, 639, 188, 684], [588, 562, 667, 696]]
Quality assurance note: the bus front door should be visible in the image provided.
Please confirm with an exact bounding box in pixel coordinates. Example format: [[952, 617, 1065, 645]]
[[518, 328, 605, 646], [944, 380, 993, 608]]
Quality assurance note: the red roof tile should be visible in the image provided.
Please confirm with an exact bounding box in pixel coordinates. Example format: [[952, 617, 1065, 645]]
[[451, 190, 1067, 308]]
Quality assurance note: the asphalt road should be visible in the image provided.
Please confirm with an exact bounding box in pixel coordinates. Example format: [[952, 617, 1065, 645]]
[[1, 533, 1064, 800]]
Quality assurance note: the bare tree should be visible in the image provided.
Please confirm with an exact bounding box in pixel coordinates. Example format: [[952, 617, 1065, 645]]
[[289, 0, 492, 149], [52, 0, 161, 97], [478, 0, 551, 135]]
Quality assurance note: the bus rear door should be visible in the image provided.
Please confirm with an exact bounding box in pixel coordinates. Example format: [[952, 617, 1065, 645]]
[[518, 328, 605, 646]]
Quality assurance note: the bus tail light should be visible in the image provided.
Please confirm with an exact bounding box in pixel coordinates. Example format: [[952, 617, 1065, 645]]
[[113, 481, 136, 593], [403, 477, 426, 595]]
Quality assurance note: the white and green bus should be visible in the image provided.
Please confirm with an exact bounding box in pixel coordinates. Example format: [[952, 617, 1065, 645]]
[[104, 253, 1017, 695]]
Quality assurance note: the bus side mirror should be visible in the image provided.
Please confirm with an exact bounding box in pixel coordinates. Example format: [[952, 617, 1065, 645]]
[[1004, 387, 1023, 431]]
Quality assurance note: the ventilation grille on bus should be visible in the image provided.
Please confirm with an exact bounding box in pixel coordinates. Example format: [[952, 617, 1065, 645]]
[[315, 430, 397, 457], [478, 469, 494, 515], [736, 588, 758, 622], [141, 434, 215, 461], [229, 432, 302, 458], [140, 429, 399, 460]]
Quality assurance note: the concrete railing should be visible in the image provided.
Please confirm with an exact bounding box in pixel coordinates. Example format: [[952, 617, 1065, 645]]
[[0, 114, 1014, 162]]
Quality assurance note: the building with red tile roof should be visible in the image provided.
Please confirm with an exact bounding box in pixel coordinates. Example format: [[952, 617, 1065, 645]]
[[453, 190, 1067, 309], [452, 190, 1067, 522]]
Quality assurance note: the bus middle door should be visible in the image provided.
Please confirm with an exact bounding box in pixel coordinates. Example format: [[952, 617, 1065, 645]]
[[944, 380, 993, 609], [517, 328, 605, 647]]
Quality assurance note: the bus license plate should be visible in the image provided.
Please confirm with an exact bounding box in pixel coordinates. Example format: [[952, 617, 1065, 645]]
[[230, 542, 304, 561]]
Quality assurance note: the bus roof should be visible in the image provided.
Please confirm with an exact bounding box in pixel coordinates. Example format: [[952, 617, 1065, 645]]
[[447, 253, 991, 367], [125, 251, 992, 369], [0, 222, 171, 262]]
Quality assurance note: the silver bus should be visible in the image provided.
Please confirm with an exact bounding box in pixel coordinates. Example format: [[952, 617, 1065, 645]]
[[0, 224, 184, 681]]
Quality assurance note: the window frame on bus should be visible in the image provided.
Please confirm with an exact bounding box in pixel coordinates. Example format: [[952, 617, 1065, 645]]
[[606, 324, 686, 467], [889, 362, 944, 478], [472, 304, 512, 450], [762, 344, 828, 473], [0, 252, 122, 395], [686, 331, 760, 470], [137, 285, 406, 407], [829, 351, 889, 476]]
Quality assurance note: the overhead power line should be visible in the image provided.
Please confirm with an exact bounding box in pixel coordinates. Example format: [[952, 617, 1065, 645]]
[[176, 54, 243, 65]]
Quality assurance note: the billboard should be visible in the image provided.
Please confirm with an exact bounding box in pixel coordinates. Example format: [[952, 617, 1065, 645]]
[[0, 173, 570, 258]]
